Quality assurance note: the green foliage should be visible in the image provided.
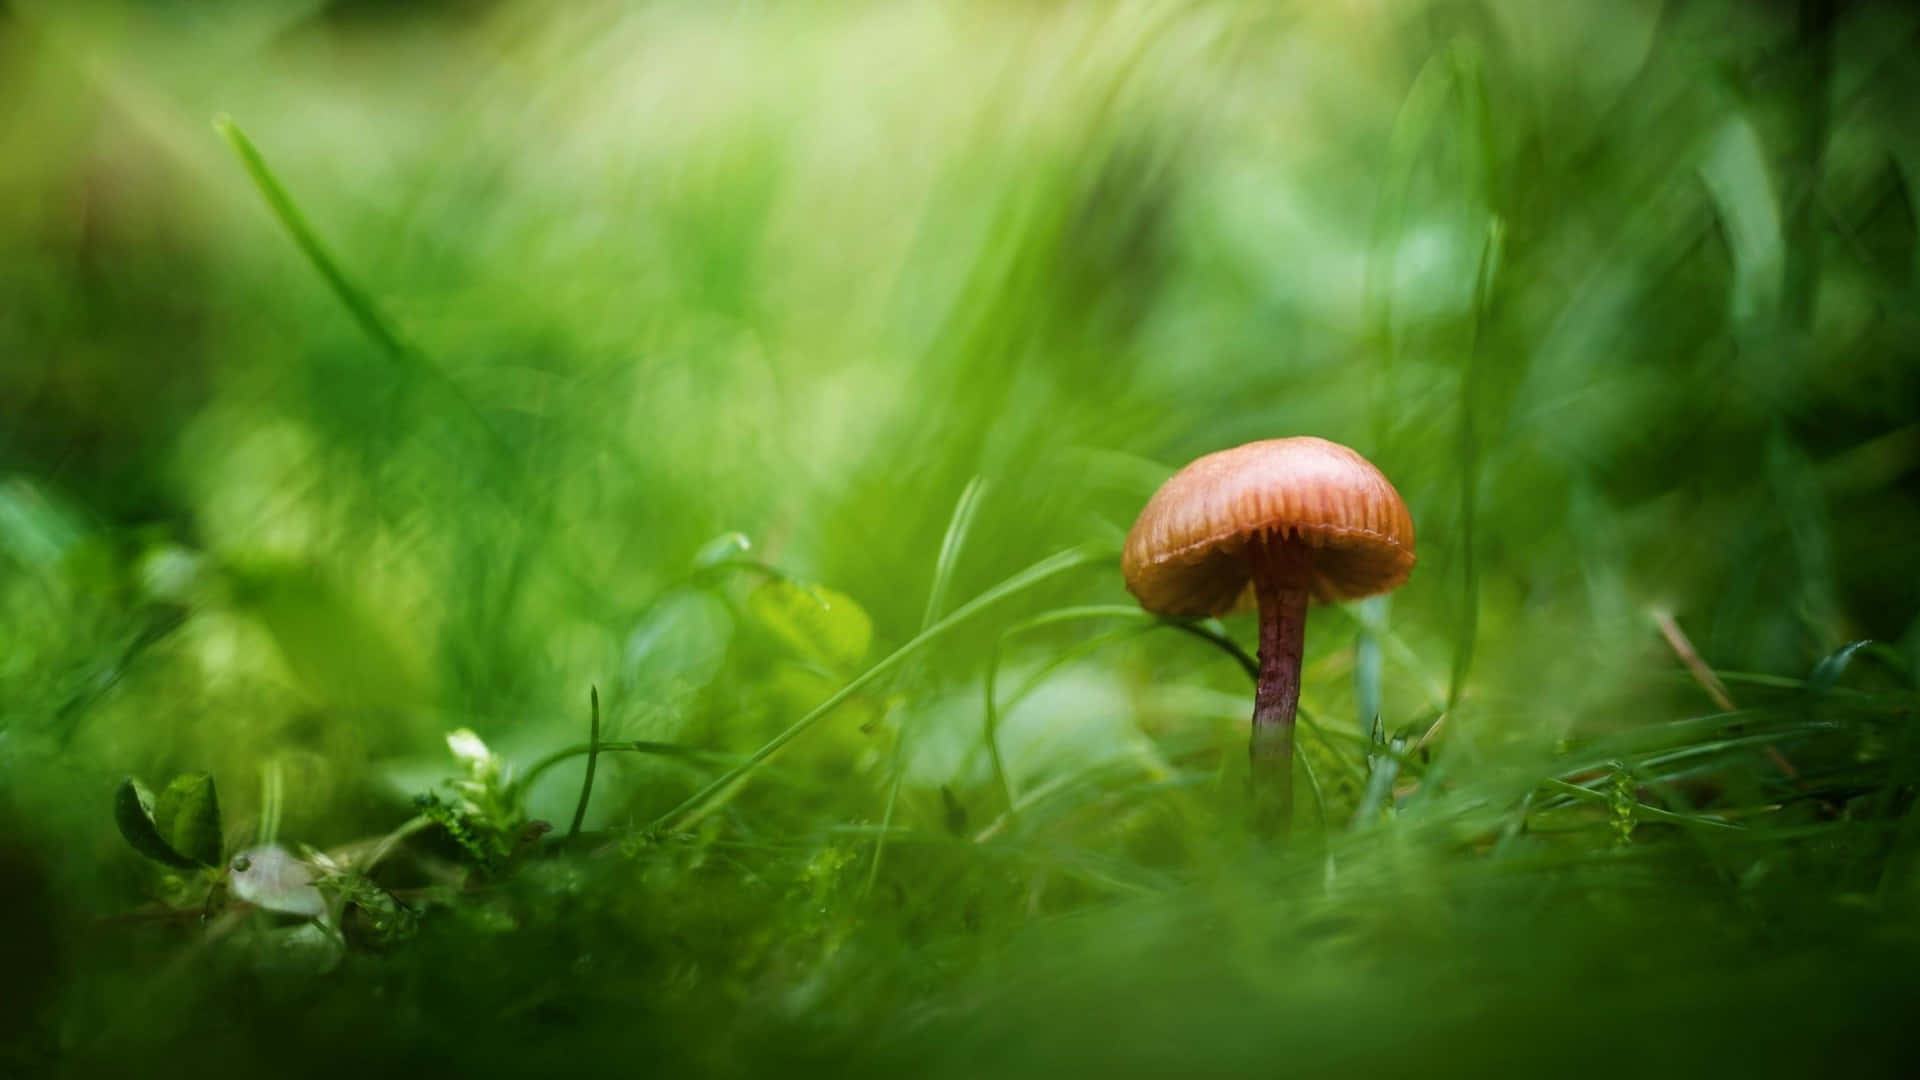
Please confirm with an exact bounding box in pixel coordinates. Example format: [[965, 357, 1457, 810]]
[[150, 772, 224, 869], [412, 729, 525, 875], [114, 773, 221, 869], [5, 0, 1920, 1074], [307, 851, 419, 950], [113, 777, 206, 870]]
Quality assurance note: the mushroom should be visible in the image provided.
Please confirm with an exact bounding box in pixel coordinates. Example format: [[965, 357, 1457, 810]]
[[1122, 437, 1415, 831]]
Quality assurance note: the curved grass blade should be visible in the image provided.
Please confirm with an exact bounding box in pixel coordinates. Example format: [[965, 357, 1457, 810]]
[[650, 545, 1103, 836], [984, 605, 1145, 812], [1537, 778, 1744, 832], [980, 605, 1258, 816], [923, 476, 990, 629], [1364, 43, 1457, 384], [214, 115, 409, 360], [1809, 639, 1874, 694], [990, 623, 1155, 805], [1448, 215, 1503, 716], [865, 475, 992, 901], [566, 687, 602, 841], [512, 740, 735, 798], [1353, 597, 1386, 737], [1294, 709, 1335, 828]]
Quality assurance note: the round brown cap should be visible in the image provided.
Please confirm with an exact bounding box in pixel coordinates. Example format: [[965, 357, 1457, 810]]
[[1122, 437, 1415, 616]]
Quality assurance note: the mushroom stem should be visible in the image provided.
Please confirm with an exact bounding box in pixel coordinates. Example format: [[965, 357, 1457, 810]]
[[1248, 533, 1311, 833]]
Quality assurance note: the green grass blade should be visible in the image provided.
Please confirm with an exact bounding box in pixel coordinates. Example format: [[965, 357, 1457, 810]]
[[980, 605, 1258, 815], [1537, 778, 1745, 832], [984, 607, 1141, 814], [1364, 43, 1456, 402], [213, 115, 410, 360], [1447, 216, 1504, 715], [923, 476, 990, 628], [215, 114, 515, 464], [1295, 710, 1333, 828], [1352, 732, 1408, 830], [1352, 596, 1385, 737], [650, 545, 1103, 835], [566, 687, 601, 841], [866, 474, 994, 900], [513, 740, 735, 795]]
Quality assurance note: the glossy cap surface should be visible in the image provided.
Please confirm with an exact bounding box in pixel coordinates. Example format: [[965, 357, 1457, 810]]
[[1122, 437, 1415, 616]]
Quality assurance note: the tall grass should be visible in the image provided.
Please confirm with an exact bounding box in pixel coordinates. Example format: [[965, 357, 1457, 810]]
[[3, 0, 1918, 1074]]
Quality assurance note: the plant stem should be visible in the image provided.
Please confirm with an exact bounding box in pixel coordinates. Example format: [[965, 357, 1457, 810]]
[[1248, 534, 1311, 834], [567, 687, 601, 841]]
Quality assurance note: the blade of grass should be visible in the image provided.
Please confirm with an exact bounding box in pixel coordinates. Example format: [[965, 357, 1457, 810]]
[[214, 115, 410, 360], [1294, 709, 1333, 828], [650, 545, 1102, 836], [1160, 619, 1259, 683], [1334, 604, 1448, 711], [922, 476, 990, 629], [1448, 215, 1502, 715], [351, 814, 434, 876], [1364, 44, 1456, 430], [1353, 731, 1411, 830], [981, 605, 1257, 816], [971, 757, 1209, 847], [513, 740, 735, 795], [566, 687, 601, 841], [1783, 0, 1837, 332], [257, 757, 284, 848], [1447, 43, 1499, 716], [214, 114, 522, 462], [984, 607, 1146, 811], [1653, 609, 1738, 710], [1353, 597, 1385, 737], [1537, 728, 1835, 814], [213, 114, 633, 628], [1537, 778, 1745, 831], [1652, 608, 1803, 780], [865, 476, 993, 902]]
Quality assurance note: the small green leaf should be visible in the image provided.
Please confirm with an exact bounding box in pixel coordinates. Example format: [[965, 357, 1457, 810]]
[[691, 531, 753, 572], [114, 778, 204, 870], [749, 580, 873, 672], [152, 772, 223, 868], [1809, 640, 1874, 695]]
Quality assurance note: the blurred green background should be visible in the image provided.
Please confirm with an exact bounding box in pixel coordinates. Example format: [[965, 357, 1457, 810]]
[[4, 0, 1919, 1074]]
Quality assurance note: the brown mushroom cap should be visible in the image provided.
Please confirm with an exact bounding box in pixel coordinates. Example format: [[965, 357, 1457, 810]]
[[1122, 436, 1415, 616]]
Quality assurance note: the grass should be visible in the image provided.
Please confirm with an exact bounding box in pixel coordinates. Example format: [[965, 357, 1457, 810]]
[[4, 0, 1920, 1075]]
